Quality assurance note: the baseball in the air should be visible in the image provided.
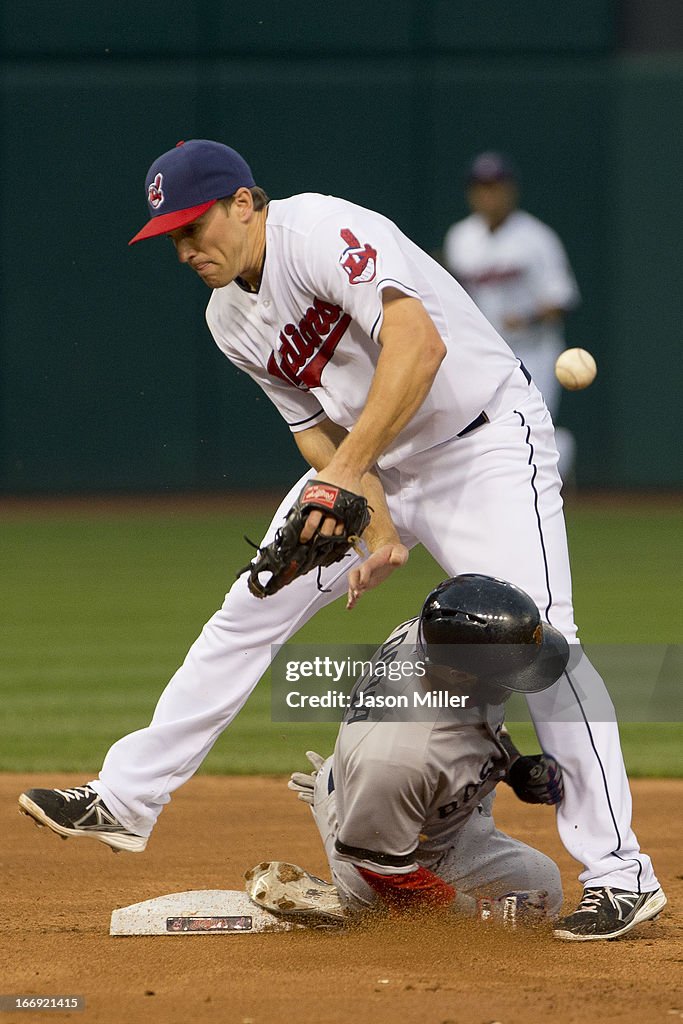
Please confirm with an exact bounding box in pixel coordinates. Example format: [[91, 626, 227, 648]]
[[554, 348, 597, 391]]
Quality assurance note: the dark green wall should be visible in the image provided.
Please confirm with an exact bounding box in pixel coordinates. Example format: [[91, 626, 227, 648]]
[[0, 2, 680, 492], [608, 57, 683, 486]]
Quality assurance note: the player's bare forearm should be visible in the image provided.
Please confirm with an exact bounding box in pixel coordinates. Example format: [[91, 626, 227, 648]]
[[294, 422, 407, 596], [293, 419, 387, 514], [322, 292, 446, 486], [293, 418, 348, 473], [358, 471, 401, 550], [346, 471, 408, 609]]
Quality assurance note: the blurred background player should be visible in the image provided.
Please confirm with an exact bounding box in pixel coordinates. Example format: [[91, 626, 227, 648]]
[[442, 152, 580, 483]]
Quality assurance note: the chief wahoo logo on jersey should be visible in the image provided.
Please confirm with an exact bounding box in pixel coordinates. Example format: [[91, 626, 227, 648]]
[[339, 228, 377, 284]]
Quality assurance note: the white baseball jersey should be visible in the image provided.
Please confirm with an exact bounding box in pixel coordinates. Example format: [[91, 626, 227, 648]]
[[442, 210, 579, 353], [332, 617, 509, 875], [206, 194, 521, 468]]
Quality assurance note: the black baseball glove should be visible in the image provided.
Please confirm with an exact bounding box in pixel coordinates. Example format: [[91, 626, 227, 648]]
[[506, 754, 564, 805], [238, 479, 371, 599]]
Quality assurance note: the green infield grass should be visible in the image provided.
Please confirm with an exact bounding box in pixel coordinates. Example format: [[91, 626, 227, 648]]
[[1, 497, 680, 776]]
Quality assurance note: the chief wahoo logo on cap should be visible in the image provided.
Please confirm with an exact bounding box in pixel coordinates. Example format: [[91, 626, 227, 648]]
[[148, 173, 164, 210]]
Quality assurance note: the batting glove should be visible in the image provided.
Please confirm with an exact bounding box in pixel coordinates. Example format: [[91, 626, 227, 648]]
[[506, 753, 564, 805], [288, 750, 326, 806]]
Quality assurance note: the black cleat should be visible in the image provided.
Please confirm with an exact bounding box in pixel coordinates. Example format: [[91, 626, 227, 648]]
[[19, 785, 147, 853], [554, 886, 667, 941]]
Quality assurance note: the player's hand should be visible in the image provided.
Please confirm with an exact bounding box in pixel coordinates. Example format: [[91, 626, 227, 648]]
[[347, 542, 409, 609], [287, 750, 326, 805], [506, 753, 564, 805], [299, 466, 364, 543], [299, 508, 347, 542]]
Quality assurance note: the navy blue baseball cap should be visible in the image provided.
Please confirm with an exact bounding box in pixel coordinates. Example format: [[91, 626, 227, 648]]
[[129, 139, 255, 245], [466, 151, 517, 185]]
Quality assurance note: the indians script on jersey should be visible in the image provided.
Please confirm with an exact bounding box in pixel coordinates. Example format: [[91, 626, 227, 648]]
[[267, 299, 351, 389]]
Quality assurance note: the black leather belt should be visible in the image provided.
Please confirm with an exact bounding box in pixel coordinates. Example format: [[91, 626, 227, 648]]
[[457, 361, 532, 438]]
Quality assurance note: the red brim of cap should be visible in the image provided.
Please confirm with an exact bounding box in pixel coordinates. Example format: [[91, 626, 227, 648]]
[[128, 199, 217, 245]]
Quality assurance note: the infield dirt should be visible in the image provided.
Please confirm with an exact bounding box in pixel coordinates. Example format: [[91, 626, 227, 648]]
[[3, 775, 681, 1024]]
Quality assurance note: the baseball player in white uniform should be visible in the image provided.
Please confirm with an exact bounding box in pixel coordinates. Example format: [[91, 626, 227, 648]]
[[19, 140, 665, 941], [250, 575, 567, 928], [442, 152, 580, 479]]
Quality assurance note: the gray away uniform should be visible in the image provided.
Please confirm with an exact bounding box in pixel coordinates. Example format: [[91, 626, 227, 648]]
[[310, 617, 563, 915]]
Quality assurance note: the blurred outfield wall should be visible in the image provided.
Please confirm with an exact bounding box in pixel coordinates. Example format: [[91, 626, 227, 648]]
[[0, 1, 681, 492]]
